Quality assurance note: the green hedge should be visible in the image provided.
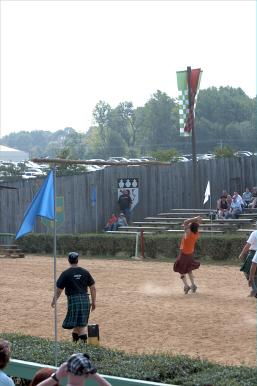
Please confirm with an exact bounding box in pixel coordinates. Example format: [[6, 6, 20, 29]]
[[16, 233, 246, 261], [2, 333, 257, 385]]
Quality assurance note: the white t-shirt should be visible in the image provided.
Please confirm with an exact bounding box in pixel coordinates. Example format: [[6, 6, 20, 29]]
[[247, 230, 257, 251], [0, 370, 15, 386]]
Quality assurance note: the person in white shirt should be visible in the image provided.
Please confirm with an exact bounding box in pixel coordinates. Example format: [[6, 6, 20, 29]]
[[239, 227, 257, 296], [0, 340, 15, 386]]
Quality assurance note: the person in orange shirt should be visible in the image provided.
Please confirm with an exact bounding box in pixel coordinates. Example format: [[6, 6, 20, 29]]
[[173, 216, 202, 294]]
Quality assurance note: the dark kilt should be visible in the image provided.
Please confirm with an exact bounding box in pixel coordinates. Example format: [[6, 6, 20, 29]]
[[240, 250, 256, 279], [173, 251, 200, 275], [62, 293, 90, 330]]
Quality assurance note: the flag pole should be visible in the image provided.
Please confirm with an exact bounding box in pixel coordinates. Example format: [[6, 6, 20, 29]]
[[187, 66, 198, 209], [53, 165, 58, 366]]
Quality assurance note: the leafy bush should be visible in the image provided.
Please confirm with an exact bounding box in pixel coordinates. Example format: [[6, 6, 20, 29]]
[[2, 333, 257, 385], [213, 145, 235, 158], [16, 233, 246, 261]]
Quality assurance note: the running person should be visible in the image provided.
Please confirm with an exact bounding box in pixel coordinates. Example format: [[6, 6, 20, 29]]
[[173, 216, 202, 294], [51, 252, 96, 343]]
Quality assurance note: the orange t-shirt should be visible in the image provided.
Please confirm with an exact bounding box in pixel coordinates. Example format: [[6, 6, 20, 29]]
[[180, 231, 199, 254]]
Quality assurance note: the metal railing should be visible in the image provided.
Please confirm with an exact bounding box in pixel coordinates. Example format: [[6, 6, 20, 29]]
[[6, 359, 175, 386]]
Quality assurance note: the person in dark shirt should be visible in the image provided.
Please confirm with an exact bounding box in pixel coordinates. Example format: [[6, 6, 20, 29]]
[[118, 189, 132, 223], [51, 252, 96, 343]]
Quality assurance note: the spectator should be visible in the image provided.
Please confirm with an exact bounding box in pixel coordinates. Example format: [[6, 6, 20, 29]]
[[0, 340, 15, 386], [114, 212, 128, 230], [227, 195, 242, 218], [104, 213, 117, 232], [249, 186, 257, 209], [118, 189, 132, 223], [36, 353, 111, 386], [30, 368, 59, 386], [242, 187, 252, 207], [226, 194, 232, 209], [217, 196, 229, 218]]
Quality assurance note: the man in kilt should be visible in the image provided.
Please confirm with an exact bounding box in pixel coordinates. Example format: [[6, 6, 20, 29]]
[[51, 252, 96, 342], [239, 225, 257, 297]]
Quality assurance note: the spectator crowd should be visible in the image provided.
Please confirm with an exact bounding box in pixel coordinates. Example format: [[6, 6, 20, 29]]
[[217, 187, 257, 219]]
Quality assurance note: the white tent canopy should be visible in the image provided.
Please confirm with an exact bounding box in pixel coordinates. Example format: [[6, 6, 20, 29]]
[[0, 145, 29, 162]]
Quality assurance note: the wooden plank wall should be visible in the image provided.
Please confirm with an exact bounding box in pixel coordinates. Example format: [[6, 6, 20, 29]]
[[0, 157, 256, 234]]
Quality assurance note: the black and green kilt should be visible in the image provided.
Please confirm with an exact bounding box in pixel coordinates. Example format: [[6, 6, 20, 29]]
[[62, 293, 90, 330], [240, 250, 256, 279]]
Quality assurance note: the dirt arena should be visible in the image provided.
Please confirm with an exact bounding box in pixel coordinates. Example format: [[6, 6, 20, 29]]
[[1, 255, 256, 367]]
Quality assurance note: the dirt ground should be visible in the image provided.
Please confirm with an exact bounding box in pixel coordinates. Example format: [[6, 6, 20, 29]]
[[0, 256, 256, 367]]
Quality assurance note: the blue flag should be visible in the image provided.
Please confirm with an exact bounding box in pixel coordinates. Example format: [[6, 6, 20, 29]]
[[16, 171, 55, 239], [91, 187, 97, 206]]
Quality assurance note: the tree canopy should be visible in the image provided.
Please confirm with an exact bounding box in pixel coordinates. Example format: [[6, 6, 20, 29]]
[[1, 86, 256, 159]]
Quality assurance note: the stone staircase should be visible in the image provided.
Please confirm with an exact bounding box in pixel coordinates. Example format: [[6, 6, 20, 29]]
[[0, 244, 25, 258]]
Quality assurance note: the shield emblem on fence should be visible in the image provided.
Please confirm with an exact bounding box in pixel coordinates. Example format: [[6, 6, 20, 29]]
[[41, 196, 65, 228], [117, 178, 139, 210]]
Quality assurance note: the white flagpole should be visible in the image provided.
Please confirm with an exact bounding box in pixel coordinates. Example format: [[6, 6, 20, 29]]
[[53, 165, 58, 366], [209, 181, 213, 237]]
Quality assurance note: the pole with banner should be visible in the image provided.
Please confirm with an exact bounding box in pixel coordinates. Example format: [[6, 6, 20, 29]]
[[176, 67, 202, 207]]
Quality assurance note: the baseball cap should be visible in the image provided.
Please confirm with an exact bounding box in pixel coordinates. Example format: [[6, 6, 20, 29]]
[[67, 353, 97, 376]]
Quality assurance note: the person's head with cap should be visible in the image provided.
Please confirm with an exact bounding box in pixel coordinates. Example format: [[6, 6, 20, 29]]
[[68, 252, 79, 265], [67, 353, 97, 376]]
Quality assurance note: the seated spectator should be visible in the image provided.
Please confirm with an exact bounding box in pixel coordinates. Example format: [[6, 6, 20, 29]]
[[249, 186, 257, 209], [227, 195, 243, 219], [104, 213, 117, 231], [0, 340, 15, 386], [113, 212, 128, 230], [242, 187, 252, 207], [226, 194, 232, 209], [30, 368, 59, 386], [217, 196, 229, 218], [36, 352, 111, 386]]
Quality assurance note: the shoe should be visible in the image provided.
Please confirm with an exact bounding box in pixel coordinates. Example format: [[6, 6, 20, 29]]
[[191, 284, 197, 293], [184, 285, 190, 294]]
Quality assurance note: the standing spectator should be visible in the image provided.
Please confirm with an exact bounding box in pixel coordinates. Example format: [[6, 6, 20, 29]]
[[173, 216, 202, 294], [118, 189, 132, 223], [51, 252, 96, 343], [0, 340, 15, 386], [242, 187, 252, 207], [239, 226, 257, 296]]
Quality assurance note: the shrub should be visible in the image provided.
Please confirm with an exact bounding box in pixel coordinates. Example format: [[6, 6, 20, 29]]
[[2, 333, 257, 385], [16, 233, 246, 261]]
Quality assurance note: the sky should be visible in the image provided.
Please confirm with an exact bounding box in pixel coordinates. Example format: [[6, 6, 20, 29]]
[[0, 0, 256, 136]]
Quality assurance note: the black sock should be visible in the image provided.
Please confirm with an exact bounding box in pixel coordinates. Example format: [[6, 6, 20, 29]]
[[78, 334, 87, 343], [72, 332, 79, 342]]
